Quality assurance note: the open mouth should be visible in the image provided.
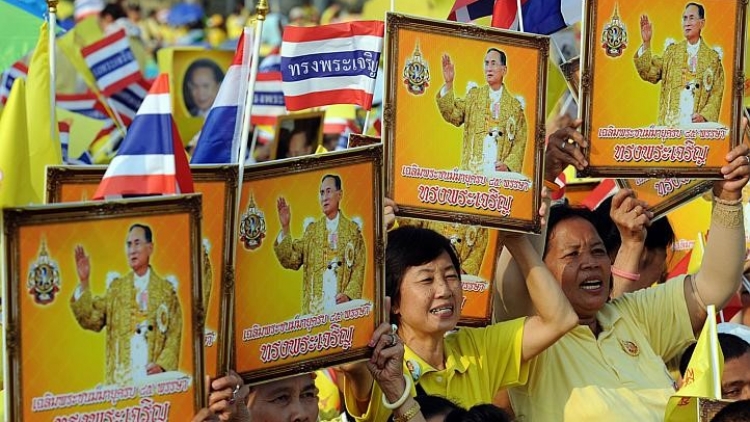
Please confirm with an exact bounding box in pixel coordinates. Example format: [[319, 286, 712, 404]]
[[580, 280, 603, 291], [430, 305, 454, 316]]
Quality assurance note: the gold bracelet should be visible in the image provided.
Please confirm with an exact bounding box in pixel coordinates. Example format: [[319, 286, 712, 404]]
[[712, 196, 743, 206], [393, 402, 421, 422], [712, 198, 743, 229]]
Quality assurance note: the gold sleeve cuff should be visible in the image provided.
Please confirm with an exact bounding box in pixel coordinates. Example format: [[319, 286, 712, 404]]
[[712, 200, 743, 229]]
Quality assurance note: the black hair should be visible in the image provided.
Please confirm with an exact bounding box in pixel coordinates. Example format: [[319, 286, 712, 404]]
[[128, 223, 153, 243], [386, 227, 462, 323], [100, 3, 127, 20], [445, 404, 513, 422], [321, 174, 342, 191], [593, 195, 675, 256], [386, 395, 463, 422], [486, 48, 507, 66], [685, 2, 705, 19], [543, 203, 602, 259], [679, 333, 750, 376], [710, 399, 750, 422]]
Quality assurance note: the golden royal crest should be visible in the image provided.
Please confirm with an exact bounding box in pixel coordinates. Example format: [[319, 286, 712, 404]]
[[26, 240, 61, 305], [601, 3, 628, 58], [239, 193, 267, 251], [403, 40, 430, 96]]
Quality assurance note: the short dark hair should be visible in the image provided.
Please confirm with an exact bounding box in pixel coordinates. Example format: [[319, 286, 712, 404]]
[[445, 404, 513, 422], [679, 334, 750, 376], [386, 227, 461, 323], [710, 399, 750, 422], [128, 223, 153, 243], [387, 395, 463, 422], [321, 174, 341, 190], [593, 195, 675, 256], [486, 48, 507, 66], [686, 3, 705, 19], [543, 203, 602, 259]]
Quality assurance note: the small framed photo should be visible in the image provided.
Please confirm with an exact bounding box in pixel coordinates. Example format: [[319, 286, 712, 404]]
[[396, 218, 500, 326], [231, 145, 384, 382], [616, 178, 712, 219], [580, 0, 747, 178], [46, 165, 238, 377], [271, 111, 326, 160], [347, 133, 381, 148], [3, 195, 205, 420], [385, 13, 548, 233]]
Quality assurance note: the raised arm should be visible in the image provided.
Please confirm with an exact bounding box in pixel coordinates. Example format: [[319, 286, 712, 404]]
[[609, 189, 654, 297], [502, 234, 578, 362], [686, 144, 749, 335]]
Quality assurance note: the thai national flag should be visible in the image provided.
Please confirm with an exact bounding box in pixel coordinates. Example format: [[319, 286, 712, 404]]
[[447, 0, 494, 23], [59, 120, 71, 162], [0, 60, 28, 105], [280, 21, 384, 111], [191, 30, 252, 164], [81, 28, 143, 96], [98, 79, 152, 126], [57, 92, 109, 120], [251, 71, 286, 126], [94, 73, 193, 199], [492, 0, 582, 35]]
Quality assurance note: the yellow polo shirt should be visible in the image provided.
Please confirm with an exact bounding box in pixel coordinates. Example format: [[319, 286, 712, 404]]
[[345, 317, 528, 422], [509, 275, 695, 421]]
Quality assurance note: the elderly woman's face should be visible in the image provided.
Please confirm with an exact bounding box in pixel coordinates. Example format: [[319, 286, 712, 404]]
[[394, 250, 462, 337], [544, 217, 611, 319]]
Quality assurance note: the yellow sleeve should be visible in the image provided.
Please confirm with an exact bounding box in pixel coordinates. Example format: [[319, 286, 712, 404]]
[[478, 317, 530, 389], [612, 275, 695, 361], [70, 288, 107, 332], [633, 46, 665, 84]]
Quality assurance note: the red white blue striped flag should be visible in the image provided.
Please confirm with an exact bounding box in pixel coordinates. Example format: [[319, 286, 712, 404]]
[[56, 92, 109, 120], [447, 0, 494, 22], [280, 21, 384, 111], [191, 30, 252, 164], [94, 73, 193, 199], [98, 79, 152, 126], [0, 60, 28, 105], [251, 70, 286, 126], [81, 28, 143, 97]]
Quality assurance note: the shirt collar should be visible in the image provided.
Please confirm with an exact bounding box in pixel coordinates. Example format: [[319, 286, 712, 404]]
[[133, 268, 151, 291], [325, 212, 340, 232], [402, 331, 469, 382], [489, 85, 504, 103]]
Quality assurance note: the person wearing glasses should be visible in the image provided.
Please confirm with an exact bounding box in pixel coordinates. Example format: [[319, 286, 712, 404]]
[[634, 2, 725, 126]]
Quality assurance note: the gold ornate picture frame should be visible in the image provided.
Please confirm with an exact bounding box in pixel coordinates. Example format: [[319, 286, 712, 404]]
[[580, 0, 747, 178], [231, 145, 384, 383], [347, 133, 381, 148], [616, 178, 713, 219], [385, 13, 548, 233], [270, 111, 326, 161], [3, 195, 205, 421], [46, 165, 238, 377]]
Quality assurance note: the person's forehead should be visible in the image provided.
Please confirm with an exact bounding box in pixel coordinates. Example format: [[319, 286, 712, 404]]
[[550, 217, 600, 245], [257, 375, 314, 396], [684, 5, 700, 15], [485, 50, 502, 61], [320, 177, 336, 188], [127, 227, 147, 240]]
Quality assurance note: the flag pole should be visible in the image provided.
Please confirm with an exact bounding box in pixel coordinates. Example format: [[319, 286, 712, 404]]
[[247, 127, 259, 164], [516, 0, 525, 32], [362, 110, 371, 135], [236, 0, 267, 178], [47, 0, 58, 141], [707, 304, 721, 399]]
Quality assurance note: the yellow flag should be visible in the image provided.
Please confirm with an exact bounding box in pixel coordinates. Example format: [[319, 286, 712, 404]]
[[664, 305, 723, 421], [0, 79, 39, 207], [26, 22, 62, 202], [687, 232, 706, 274]]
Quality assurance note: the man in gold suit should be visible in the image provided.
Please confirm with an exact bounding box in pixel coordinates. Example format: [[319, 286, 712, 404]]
[[634, 2, 724, 126], [274, 174, 365, 315], [436, 48, 528, 174], [70, 224, 182, 385]]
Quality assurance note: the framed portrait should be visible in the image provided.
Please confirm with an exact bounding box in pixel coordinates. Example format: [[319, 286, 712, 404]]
[[157, 47, 233, 145], [231, 145, 384, 382], [395, 218, 499, 326], [616, 178, 712, 219], [347, 133, 381, 148], [2, 195, 205, 421], [46, 165, 238, 377], [385, 13, 548, 233], [271, 111, 326, 160], [560, 56, 581, 103], [580, 0, 747, 178]]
